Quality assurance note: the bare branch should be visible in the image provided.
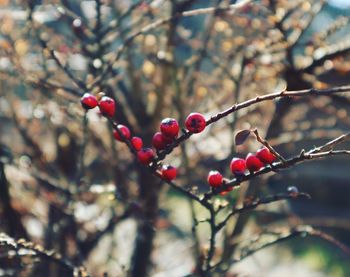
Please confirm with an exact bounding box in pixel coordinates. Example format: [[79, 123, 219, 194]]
[[204, 133, 350, 198], [215, 225, 350, 273], [88, 0, 252, 89], [217, 192, 310, 231], [155, 85, 350, 161], [252, 128, 286, 163], [0, 233, 88, 276]]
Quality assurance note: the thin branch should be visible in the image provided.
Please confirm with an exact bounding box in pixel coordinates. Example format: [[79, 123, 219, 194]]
[[252, 128, 287, 163], [26, 76, 82, 97], [107, 119, 209, 208], [0, 233, 88, 276], [78, 210, 130, 256], [26, 5, 87, 91], [204, 208, 217, 274], [100, 0, 149, 37], [37, 38, 88, 91], [217, 192, 310, 231], [302, 38, 350, 72], [75, 112, 88, 185], [215, 225, 350, 272], [204, 133, 350, 198], [155, 85, 350, 162], [88, 0, 252, 89]]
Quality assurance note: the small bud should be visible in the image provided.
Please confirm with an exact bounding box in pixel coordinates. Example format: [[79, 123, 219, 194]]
[[287, 186, 299, 197]]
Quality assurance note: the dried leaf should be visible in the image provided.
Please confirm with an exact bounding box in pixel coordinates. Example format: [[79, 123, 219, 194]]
[[235, 129, 251, 145]]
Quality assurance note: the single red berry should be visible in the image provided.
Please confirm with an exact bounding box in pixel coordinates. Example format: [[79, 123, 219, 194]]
[[161, 165, 177, 181], [98, 96, 115, 117], [246, 153, 264, 172], [80, 93, 98, 110], [185, 113, 206, 133], [230, 158, 247, 176], [131, 136, 143, 151], [162, 133, 174, 144], [137, 148, 155, 165], [160, 118, 179, 138], [256, 147, 276, 164], [113, 125, 131, 141], [152, 132, 169, 150], [207, 171, 223, 187]]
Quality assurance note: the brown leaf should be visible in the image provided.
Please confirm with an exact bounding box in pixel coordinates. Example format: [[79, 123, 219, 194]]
[[235, 129, 251, 145]]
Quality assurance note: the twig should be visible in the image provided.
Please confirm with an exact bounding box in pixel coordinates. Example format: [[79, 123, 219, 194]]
[[107, 119, 209, 207], [214, 225, 350, 272], [78, 210, 130, 257], [204, 208, 217, 274], [26, 5, 88, 91], [252, 128, 286, 163], [155, 85, 350, 162], [217, 192, 310, 231], [100, 0, 149, 37], [0, 233, 88, 276], [37, 38, 88, 91], [88, 0, 252, 89], [75, 112, 89, 185], [204, 133, 350, 198]]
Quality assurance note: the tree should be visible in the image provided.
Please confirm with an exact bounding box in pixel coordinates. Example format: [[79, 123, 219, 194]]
[[0, 0, 349, 276]]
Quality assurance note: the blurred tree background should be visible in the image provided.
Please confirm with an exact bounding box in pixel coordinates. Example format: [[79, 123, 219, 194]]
[[0, 0, 349, 276]]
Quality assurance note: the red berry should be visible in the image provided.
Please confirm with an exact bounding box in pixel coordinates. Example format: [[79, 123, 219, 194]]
[[113, 125, 131, 141], [98, 96, 115, 117], [185, 113, 206, 133], [137, 148, 155, 165], [230, 158, 246, 175], [162, 134, 174, 144], [207, 171, 223, 187], [160, 118, 179, 138], [246, 153, 264, 172], [256, 147, 276, 164], [161, 165, 177, 181], [80, 93, 98, 110], [152, 132, 169, 150], [131, 136, 143, 151]]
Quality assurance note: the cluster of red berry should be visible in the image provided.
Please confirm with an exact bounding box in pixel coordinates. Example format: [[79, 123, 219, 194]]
[[81, 93, 207, 182], [81, 92, 115, 117], [207, 147, 276, 195]]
